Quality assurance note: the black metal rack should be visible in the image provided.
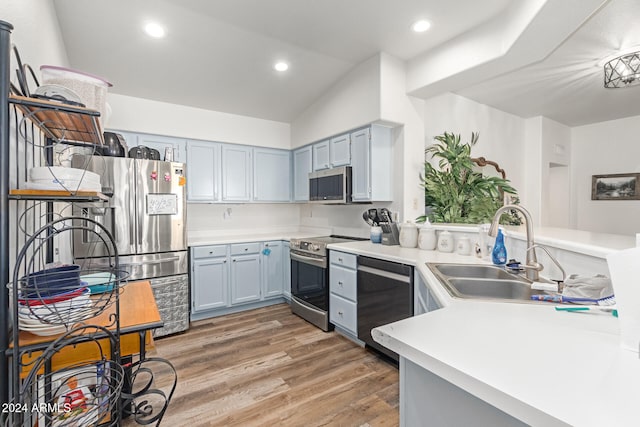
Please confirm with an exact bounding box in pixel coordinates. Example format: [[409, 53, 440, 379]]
[[1, 20, 177, 426]]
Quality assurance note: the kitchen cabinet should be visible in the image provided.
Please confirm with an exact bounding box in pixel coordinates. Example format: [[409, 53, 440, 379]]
[[293, 146, 312, 201], [330, 133, 351, 167], [351, 125, 393, 202], [415, 272, 443, 315], [230, 253, 261, 304], [191, 240, 290, 320], [312, 139, 330, 170], [329, 250, 358, 337], [222, 145, 252, 201], [283, 241, 291, 299], [191, 245, 229, 313], [253, 148, 291, 202], [137, 133, 187, 162], [262, 241, 284, 298], [312, 133, 350, 171], [186, 140, 221, 202]]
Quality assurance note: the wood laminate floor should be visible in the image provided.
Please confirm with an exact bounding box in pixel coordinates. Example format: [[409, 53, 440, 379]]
[[129, 303, 399, 427]]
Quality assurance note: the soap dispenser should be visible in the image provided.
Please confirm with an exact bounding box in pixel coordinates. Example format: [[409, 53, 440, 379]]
[[492, 228, 507, 265]]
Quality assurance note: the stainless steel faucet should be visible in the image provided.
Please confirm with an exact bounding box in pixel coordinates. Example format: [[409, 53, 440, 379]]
[[488, 205, 538, 281]]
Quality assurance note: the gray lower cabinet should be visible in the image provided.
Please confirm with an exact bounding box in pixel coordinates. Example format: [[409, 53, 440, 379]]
[[262, 241, 284, 298], [415, 271, 441, 315], [329, 250, 358, 337], [283, 241, 291, 299], [191, 244, 229, 313], [230, 254, 261, 304], [191, 240, 288, 320]]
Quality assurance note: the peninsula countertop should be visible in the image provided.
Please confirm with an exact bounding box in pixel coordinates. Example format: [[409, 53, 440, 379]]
[[325, 239, 638, 426]]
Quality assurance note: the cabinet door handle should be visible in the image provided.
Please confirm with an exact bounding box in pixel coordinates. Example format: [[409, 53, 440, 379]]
[[338, 311, 343, 316], [223, 260, 227, 263], [244, 248, 248, 251], [233, 259, 236, 262], [338, 281, 343, 286], [338, 257, 343, 262]]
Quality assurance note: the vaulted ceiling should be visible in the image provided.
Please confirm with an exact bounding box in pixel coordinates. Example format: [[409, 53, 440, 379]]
[[52, 0, 640, 126]]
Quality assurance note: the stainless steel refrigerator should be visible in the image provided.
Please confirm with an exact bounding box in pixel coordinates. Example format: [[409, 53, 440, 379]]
[[72, 155, 188, 337]]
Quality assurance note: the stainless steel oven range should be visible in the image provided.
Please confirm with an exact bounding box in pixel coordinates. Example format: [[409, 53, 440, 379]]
[[289, 236, 362, 331]]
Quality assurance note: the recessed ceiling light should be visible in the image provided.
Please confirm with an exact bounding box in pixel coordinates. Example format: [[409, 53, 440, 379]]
[[412, 20, 431, 33], [274, 62, 289, 72], [144, 22, 166, 38]]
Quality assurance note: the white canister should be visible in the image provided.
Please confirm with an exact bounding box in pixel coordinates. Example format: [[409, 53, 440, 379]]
[[399, 221, 418, 248], [437, 230, 454, 253], [456, 236, 471, 256], [418, 224, 437, 250]]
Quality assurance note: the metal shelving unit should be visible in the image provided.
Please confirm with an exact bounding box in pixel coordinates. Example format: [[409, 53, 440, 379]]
[[1, 20, 176, 426]]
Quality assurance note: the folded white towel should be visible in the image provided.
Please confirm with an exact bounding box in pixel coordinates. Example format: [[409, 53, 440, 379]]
[[562, 274, 613, 299]]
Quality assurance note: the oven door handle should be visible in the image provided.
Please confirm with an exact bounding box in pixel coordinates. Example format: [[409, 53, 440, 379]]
[[290, 251, 327, 269]]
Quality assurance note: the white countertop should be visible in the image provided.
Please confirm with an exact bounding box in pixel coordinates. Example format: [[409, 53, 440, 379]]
[[505, 226, 635, 258], [326, 240, 640, 426], [188, 227, 331, 246]]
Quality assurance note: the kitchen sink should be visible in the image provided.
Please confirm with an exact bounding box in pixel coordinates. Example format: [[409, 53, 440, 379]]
[[447, 278, 534, 300], [427, 263, 545, 302], [433, 264, 517, 280]]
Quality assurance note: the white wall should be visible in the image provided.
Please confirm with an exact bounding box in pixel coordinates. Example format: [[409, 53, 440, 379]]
[[380, 53, 425, 222], [571, 115, 640, 236], [107, 93, 290, 149], [4, 0, 69, 73], [540, 117, 571, 228], [290, 54, 381, 148], [187, 203, 301, 235]]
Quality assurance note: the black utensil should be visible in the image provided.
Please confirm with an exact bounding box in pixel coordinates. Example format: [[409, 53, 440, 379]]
[[12, 45, 29, 97], [363, 211, 374, 226]]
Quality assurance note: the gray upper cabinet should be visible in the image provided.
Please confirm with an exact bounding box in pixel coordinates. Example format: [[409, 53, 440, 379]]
[[313, 134, 350, 171], [351, 125, 393, 202], [186, 140, 220, 202], [312, 139, 330, 171], [293, 146, 312, 201], [222, 145, 252, 201], [350, 128, 371, 201], [137, 134, 186, 162], [253, 148, 291, 202], [330, 133, 351, 167]]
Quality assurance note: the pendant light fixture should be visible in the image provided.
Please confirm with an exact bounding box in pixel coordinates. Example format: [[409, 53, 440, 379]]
[[604, 51, 640, 88]]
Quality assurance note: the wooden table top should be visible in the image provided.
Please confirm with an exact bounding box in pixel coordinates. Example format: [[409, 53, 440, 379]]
[[14, 280, 162, 348]]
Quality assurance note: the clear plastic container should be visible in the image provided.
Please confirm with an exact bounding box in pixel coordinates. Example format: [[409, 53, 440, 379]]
[[40, 65, 112, 127]]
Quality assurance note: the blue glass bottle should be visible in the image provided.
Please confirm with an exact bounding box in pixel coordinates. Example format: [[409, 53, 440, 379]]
[[492, 229, 507, 266]]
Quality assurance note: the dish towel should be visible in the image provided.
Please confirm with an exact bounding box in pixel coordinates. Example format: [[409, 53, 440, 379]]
[[562, 274, 613, 300]]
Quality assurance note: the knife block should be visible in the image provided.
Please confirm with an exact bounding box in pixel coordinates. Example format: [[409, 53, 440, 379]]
[[380, 222, 400, 245]]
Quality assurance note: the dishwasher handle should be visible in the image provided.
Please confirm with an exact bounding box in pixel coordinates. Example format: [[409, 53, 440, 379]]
[[357, 265, 411, 284]]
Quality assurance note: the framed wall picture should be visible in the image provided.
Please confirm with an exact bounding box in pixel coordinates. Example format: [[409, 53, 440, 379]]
[[591, 173, 640, 200]]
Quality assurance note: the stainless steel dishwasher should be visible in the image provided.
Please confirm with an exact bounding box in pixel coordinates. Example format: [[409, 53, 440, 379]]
[[357, 256, 414, 361]]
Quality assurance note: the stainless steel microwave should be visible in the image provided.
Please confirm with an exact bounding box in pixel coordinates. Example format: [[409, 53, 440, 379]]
[[309, 166, 352, 204]]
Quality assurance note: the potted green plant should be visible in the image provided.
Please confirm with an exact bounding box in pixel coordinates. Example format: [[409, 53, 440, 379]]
[[417, 132, 520, 224]]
